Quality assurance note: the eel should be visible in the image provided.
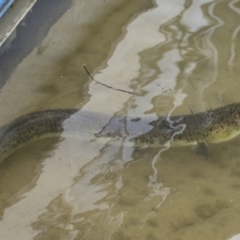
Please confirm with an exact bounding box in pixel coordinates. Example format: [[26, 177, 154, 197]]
[[0, 102, 240, 162]]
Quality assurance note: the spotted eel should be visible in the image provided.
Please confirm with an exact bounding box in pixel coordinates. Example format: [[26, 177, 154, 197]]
[[0, 102, 240, 162]]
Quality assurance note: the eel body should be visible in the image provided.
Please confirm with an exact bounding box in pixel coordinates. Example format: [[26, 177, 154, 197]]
[[1, 102, 240, 162]]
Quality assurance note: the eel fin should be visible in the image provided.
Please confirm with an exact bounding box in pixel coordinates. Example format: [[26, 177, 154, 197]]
[[189, 106, 209, 159], [193, 141, 209, 159]]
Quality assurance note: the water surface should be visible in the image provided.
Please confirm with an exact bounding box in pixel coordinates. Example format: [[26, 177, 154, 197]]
[[0, 0, 240, 239]]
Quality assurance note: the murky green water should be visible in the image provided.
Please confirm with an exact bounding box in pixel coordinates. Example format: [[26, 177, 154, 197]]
[[1, 0, 240, 239]]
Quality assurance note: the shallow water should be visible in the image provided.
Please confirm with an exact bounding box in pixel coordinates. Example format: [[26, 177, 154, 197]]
[[0, 0, 240, 239]]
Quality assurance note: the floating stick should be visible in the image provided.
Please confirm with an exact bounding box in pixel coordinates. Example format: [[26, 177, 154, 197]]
[[83, 64, 134, 94]]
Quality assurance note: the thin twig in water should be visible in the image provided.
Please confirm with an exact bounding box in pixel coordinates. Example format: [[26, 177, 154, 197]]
[[83, 64, 134, 94]]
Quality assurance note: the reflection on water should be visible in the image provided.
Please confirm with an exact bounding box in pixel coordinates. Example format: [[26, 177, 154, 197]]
[[1, 0, 240, 239]]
